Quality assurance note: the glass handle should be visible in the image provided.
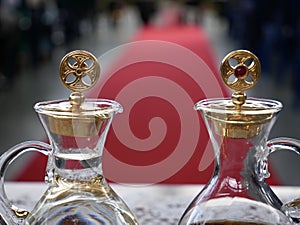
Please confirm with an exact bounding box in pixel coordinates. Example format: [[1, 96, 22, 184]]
[[266, 137, 300, 224], [0, 141, 51, 225], [267, 137, 300, 155]]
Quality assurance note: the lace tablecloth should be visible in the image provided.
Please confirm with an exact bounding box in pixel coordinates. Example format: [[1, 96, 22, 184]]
[[5, 183, 300, 225]]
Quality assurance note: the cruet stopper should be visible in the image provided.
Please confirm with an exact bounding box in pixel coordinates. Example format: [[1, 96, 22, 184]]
[[208, 50, 275, 138], [39, 50, 109, 137]]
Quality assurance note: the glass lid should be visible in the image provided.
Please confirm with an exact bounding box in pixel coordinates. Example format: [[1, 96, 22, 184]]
[[195, 98, 283, 117]]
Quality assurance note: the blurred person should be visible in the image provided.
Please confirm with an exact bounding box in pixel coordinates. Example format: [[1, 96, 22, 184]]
[[287, 0, 300, 110], [0, 0, 21, 88], [224, 0, 247, 44], [56, 0, 97, 43], [182, 0, 205, 24], [257, 0, 282, 74], [154, 0, 182, 27], [108, 0, 124, 27], [225, 0, 260, 48], [258, 0, 300, 90], [135, 0, 157, 25], [20, 0, 54, 64]]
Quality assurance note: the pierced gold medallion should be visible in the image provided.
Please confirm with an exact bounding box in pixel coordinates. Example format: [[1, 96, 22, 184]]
[[60, 50, 100, 92], [220, 49, 260, 93]]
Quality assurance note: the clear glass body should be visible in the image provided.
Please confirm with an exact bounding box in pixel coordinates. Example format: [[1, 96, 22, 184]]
[[179, 98, 295, 225], [24, 99, 139, 225]]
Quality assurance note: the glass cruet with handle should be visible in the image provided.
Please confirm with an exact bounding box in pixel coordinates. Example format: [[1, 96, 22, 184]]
[[178, 50, 300, 225], [0, 50, 139, 225]]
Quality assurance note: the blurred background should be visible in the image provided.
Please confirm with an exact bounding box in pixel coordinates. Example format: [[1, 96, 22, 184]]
[[0, 0, 299, 185]]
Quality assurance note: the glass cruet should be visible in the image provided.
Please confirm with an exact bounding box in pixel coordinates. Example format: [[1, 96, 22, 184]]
[[178, 50, 300, 225], [0, 50, 139, 225]]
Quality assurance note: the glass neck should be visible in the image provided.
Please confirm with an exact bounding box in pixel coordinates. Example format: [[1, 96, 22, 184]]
[[202, 111, 277, 192], [39, 113, 115, 181], [218, 138, 254, 173], [213, 138, 255, 194]]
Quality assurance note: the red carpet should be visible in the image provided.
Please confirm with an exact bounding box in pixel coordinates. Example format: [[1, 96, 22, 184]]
[[14, 24, 280, 185], [87, 24, 229, 184]]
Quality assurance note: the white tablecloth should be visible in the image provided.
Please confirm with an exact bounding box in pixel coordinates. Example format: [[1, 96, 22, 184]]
[[5, 183, 300, 225]]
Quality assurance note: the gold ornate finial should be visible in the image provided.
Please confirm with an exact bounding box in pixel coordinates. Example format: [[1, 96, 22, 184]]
[[60, 50, 100, 93], [46, 50, 105, 137], [208, 50, 270, 138], [220, 50, 260, 109]]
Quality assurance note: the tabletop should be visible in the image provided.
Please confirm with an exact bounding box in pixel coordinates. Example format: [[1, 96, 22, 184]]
[[5, 183, 300, 225]]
